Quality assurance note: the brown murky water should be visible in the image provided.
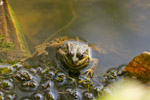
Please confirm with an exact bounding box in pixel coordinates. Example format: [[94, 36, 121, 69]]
[[9, 0, 150, 75]]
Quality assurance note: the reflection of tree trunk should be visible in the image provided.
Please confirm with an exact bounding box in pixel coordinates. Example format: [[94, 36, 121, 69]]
[[0, 0, 30, 61]]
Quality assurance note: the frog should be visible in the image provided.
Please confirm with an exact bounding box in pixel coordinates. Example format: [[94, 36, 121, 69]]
[[23, 36, 106, 77]]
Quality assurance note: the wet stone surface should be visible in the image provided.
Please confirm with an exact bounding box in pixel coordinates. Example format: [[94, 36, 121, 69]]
[[0, 62, 126, 100]]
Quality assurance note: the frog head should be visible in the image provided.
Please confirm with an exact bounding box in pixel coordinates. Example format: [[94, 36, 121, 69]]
[[58, 41, 91, 70]]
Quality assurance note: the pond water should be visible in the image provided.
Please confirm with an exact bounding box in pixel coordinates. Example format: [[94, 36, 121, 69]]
[[9, 0, 150, 75]]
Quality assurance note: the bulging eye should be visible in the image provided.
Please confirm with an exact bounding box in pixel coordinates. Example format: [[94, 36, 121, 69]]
[[77, 54, 83, 60], [67, 52, 73, 57]]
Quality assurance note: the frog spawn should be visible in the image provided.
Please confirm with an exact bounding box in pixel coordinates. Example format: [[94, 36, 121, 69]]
[[0, 61, 125, 100]]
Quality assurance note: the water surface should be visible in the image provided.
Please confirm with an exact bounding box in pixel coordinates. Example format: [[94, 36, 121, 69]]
[[9, 0, 150, 74]]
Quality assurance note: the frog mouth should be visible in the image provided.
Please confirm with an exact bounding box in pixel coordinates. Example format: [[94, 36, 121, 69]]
[[63, 55, 89, 70]]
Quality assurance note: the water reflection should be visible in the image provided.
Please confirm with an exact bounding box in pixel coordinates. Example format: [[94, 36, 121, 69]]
[[9, 0, 150, 74]]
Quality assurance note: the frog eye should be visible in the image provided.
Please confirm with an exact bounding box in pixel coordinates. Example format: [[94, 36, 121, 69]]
[[67, 52, 73, 57], [77, 54, 83, 60]]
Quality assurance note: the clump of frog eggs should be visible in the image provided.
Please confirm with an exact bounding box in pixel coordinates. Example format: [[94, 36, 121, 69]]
[[0, 62, 125, 100]]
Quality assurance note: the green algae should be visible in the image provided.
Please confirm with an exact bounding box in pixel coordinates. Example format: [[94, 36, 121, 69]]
[[0, 35, 15, 52]]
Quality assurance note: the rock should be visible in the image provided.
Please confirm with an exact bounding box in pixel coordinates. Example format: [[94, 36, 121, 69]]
[[124, 51, 150, 79]]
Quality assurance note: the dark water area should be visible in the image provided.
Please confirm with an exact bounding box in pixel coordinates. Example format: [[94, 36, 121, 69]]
[[9, 0, 150, 75]]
